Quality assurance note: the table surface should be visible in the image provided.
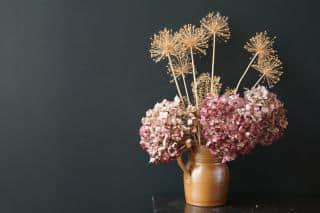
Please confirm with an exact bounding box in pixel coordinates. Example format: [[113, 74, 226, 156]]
[[151, 197, 320, 213]]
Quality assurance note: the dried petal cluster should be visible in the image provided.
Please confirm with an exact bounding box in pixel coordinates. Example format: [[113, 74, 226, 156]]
[[150, 28, 178, 62], [139, 97, 197, 163], [200, 94, 248, 162], [244, 86, 288, 146], [200, 86, 287, 163], [200, 12, 231, 42], [177, 24, 209, 55]]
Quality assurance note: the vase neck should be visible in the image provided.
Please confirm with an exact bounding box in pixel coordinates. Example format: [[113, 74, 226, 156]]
[[192, 146, 219, 164]]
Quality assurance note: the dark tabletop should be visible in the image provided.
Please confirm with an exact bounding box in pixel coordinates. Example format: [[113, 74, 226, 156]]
[[152, 197, 320, 213]]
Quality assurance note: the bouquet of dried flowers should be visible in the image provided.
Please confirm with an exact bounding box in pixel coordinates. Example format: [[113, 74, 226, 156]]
[[139, 12, 288, 165]]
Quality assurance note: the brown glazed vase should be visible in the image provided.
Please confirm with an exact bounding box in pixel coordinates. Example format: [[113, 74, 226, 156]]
[[182, 146, 229, 207]]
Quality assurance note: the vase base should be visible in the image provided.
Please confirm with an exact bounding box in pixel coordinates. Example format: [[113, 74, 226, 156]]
[[186, 200, 227, 207]]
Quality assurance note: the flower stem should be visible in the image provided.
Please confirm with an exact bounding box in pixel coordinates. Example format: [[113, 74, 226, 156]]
[[252, 73, 265, 88], [211, 34, 216, 93], [234, 53, 259, 93], [190, 48, 199, 110], [181, 74, 191, 105], [189, 48, 201, 145], [167, 55, 184, 102]]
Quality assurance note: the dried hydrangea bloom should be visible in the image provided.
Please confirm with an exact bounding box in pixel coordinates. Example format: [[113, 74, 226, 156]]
[[177, 24, 209, 55], [244, 86, 288, 146], [244, 31, 276, 57], [150, 28, 178, 62], [252, 55, 283, 88], [139, 96, 197, 164], [200, 94, 259, 162], [200, 11, 231, 42]]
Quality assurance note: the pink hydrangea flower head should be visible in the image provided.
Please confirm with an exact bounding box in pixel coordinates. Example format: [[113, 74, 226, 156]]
[[244, 86, 288, 146], [139, 96, 197, 164], [200, 94, 256, 163]]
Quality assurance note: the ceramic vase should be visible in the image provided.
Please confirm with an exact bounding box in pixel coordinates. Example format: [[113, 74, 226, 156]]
[[180, 146, 229, 207]]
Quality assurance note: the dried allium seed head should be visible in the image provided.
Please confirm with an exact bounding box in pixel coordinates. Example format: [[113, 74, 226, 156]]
[[244, 31, 276, 57], [150, 28, 178, 62], [200, 11, 231, 42], [167, 56, 192, 78], [177, 24, 209, 55], [192, 73, 221, 102], [252, 55, 283, 87]]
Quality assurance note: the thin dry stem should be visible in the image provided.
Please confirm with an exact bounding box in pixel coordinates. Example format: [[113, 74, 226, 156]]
[[252, 73, 265, 88], [189, 48, 201, 145], [235, 53, 258, 93], [181, 75, 191, 105], [211, 34, 216, 93], [190, 48, 199, 110], [167, 55, 184, 101]]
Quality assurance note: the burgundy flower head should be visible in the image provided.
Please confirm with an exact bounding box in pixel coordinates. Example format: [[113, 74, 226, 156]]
[[200, 86, 287, 163]]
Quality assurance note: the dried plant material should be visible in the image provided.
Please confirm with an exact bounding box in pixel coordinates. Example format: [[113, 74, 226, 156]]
[[200, 12, 230, 94], [224, 87, 236, 96], [235, 31, 277, 93], [140, 11, 288, 165], [139, 97, 197, 164], [210, 75, 222, 95], [150, 28, 178, 62], [150, 28, 184, 101], [252, 55, 283, 88], [167, 55, 193, 105], [200, 12, 231, 42], [244, 31, 276, 57], [177, 24, 209, 55], [168, 56, 192, 78], [192, 73, 221, 102]]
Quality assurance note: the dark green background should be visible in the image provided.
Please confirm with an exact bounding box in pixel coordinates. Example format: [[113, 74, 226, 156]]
[[0, 0, 318, 212]]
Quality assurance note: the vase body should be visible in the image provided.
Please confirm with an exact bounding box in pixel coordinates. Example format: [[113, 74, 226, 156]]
[[183, 146, 229, 207]]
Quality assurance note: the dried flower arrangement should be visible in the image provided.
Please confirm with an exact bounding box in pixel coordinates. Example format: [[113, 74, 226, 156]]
[[139, 11, 288, 165]]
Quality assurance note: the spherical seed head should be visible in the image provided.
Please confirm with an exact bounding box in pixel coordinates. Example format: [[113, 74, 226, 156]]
[[168, 56, 192, 78], [244, 31, 276, 57], [150, 28, 178, 62], [252, 55, 283, 87], [200, 11, 231, 42], [177, 24, 209, 55]]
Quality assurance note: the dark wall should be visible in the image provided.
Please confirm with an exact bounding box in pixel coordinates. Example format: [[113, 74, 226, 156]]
[[0, 0, 319, 212]]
